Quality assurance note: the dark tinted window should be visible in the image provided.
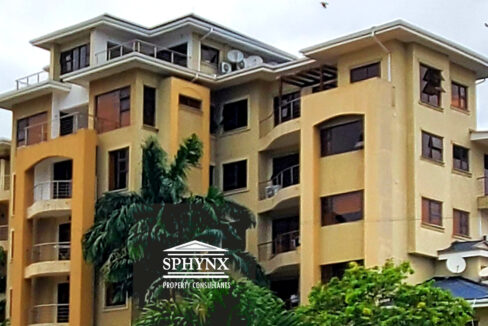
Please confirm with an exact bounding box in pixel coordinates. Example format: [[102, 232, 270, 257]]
[[143, 86, 156, 126], [179, 95, 201, 110], [421, 131, 443, 162], [223, 99, 248, 132], [420, 64, 443, 107], [350, 62, 380, 83], [223, 160, 247, 191], [453, 209, 469, 237], [321, 191, 363, 226], [109, 148, 129, 191], [60, 44, 89, 74], [96, 87, 130, 133], [201, 44, 219, 66], [453, 145, 469, 171], [422, 197, 442, 226], [320, 120, 363, 156], [452, 82, 467, 110]]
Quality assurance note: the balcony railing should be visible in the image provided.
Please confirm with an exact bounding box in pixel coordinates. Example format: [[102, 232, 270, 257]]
[[258, 230, 300, 261], [0, 225, 8, 241], [259, 164, 300, 200], [58, 112, 89, 136], [31, 242, 70, 263], [1, 175, 9, 191], [94, 39, 188, 67], [33, 180, 72, 202], [274, 97, 301, 126], [15, 71, 49, 90], [18, 120, 49, 147], [31, 303, 69, 324], [479, 176, 488, 196]]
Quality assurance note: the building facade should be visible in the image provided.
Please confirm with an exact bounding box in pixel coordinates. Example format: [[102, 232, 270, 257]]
[[1, 14, 488, 325]]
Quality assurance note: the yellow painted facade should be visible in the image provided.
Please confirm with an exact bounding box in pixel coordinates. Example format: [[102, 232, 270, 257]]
[[2, 14, 488, 325]]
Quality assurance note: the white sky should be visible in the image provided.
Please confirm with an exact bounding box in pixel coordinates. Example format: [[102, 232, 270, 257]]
[[1, 0, 487, 140]]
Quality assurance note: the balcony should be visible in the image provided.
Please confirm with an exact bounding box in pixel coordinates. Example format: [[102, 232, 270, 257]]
[[478, 176, 488, 210], [94, 39, 188, 68], [30, 303, 69, 325], [258, 230, 300, 274], [0, 225, 8, 242], [258, 164, 300, 213], [25, 242, 71, 279], [0, 175, 9, 202], [27, 180, 72, 219]]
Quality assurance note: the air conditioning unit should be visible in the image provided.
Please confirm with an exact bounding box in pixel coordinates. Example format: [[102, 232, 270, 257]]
[[265, 185, 281, 198], [220, 62, 232, 74]]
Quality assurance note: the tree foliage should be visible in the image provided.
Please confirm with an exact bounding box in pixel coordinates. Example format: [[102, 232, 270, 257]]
[[296, 260, 474, 326], [135, 279, 305, 326], [82, 135, 265, 302]]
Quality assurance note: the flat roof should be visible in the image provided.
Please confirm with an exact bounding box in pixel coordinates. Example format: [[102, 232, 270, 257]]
[[30, 13, 296, 61], [301, 19, 488, 79]]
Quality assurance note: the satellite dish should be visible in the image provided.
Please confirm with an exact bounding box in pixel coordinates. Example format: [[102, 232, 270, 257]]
[[227, 49, 244, 63], [446, 256, 466, 274], [220, 62, 232, 74], [243, 55, 264, 68], [480, 267, 488, 278]]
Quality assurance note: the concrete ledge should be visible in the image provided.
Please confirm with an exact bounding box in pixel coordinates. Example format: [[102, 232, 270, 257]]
[[25, 261, 70, 279], [258, 184, 300, 213], [27, 199, 71, 219], [259, 119, 300, 152]]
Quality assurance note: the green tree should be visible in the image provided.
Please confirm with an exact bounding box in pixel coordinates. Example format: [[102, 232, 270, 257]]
[[82, 135, 265, 302], [135, 279, 305, 326], [297, 260, 474, 326]]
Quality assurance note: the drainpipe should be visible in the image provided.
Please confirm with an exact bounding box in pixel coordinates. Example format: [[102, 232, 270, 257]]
[[197, 27, 215, 72], [371, 27, 391, 82]]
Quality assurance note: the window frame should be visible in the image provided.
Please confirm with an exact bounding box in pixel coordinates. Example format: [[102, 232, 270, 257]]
[[103, 281, 128, 310], [201, 44, 220, 67], [421, 197, 443, 227], [421, 131, 443, 163], [143, 85, 156, 127], [179, 94, 202, 110], [108, 147, 129, 191], [320, 119, 364, 157], [95, 86, 131, 133], [60, 44, 90, 75], [221, 97, 249, 133], [420, 63, 443, 107], [350, 62, 380, 83], [222, 159, 248, 192], [453, 144, 469, 172], [321, 190, 364, 226], [453, 209, 469, 238], [16, 112, 48, 147], [451, 81, 468, 111]]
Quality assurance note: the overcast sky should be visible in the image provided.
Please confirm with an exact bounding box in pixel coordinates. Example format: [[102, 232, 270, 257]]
[[0, 0, 487, 140]]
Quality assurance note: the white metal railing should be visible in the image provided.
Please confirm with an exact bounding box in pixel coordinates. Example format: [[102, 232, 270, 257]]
[[58, 112, 89, 136], [15, 71, 49, 90], [259, 164, 300, 199], [33, 180, 72, 202], [0, 225, 8, 241], [275, 97, 301, 126], [18, 120, 48, 147], [94, 39, 188, 67], [258, 230, 300, 261], [31, 241, 70, 263], [1, 175, 9, 191], [31, 303, 69, 324]]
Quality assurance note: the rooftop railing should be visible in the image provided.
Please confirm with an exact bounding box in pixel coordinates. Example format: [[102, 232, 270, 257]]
[[258, 230, 300, 261], [31, 241, 70, 263], [15, 71, 49, 90], [94, 39, 188, 67], [259, 164, 300, 200], [31, 303, 69, 324]]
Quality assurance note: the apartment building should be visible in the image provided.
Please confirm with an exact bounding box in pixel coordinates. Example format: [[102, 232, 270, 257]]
[[1, 14, 488, 325]]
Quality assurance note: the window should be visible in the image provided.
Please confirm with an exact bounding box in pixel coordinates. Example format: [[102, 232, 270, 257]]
[[451, 82, 468, 110], [222, 160, 247, 191], [453, 145, 469, 172], [16, 112, 48, 146], [143, 86, 156, 126], [201, 44, 219, 67], [109, 148, 129, 191], [422, 197, 442, 226], [105, 282, 127, 308], [179, 95, 201, 110], [420, 64, 443, 107], [320, 119, 363, 156], [421, 131, 443, 162], [321, 260, 363, 284], [95, 87, 130, 133], [60, 44, 89, 74], [350, 62, 380, 83], [321, 191, 363, 226], [209, 165, 215, 187], [222, 99, 248, 132], [453, 209, 469, 237]]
